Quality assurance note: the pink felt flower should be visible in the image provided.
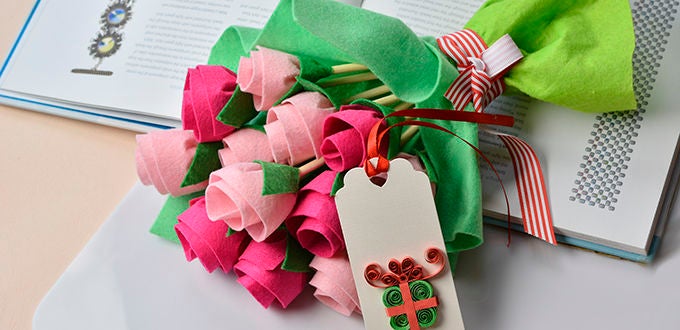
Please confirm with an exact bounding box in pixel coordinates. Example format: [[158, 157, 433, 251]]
[[285, 171, 344, 258], [135, 129, 207, 196], [237, 46, 300, 111], [309, 252, 361, 316], [175, 197, 251, 273], [205, 162, 297, 242], [182, 65, 237, 142], [217, 128, 274, 167], [320, 104, 385, 172], [233, 230, 308, 309], [264, 92, 335, 165]]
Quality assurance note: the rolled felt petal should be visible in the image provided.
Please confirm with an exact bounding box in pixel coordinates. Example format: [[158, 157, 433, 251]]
[[205, 162, 297, 242], [264, 91, 335, 165], [135, 129, 207, 196], [233, 230, 308, 309], [285, 170, 344, 258], [182, 65, 237, 142], [320, 104, 384, 172], [175, 197, 251, 273], [217, 128, 274, 167], [237, 46, 301, 111], [309, 252, 361, 316]]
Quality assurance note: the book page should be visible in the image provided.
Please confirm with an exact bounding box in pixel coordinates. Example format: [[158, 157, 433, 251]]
[[0, 0, 362, 120]]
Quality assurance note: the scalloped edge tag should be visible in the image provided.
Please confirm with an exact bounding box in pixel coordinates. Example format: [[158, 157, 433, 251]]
[[335, 158, 464, 329]]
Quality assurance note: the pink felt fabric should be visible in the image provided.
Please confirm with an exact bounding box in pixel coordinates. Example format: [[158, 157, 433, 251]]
[[217, 128, 274, 167], [205, 162, 297, 242], [285, 171, 344, 258], [320, 105, 384, 172], [233, 230, 308, 309], [135, 129, 207, 196], [264, 92, 335, 165], [175, 197, 251, 273], [309, 252, 361, 316], [237, 46, 300, 111], [182, 65, 237, 142]]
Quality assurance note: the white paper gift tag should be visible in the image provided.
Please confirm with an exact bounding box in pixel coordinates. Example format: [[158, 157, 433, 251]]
[[335, 158, 464, 330]]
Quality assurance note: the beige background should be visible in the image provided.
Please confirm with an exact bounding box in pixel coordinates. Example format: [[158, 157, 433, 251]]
[[1, 2, 139, 329]]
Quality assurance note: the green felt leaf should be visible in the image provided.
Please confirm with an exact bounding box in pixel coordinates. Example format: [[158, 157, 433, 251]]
[[281, 233, 314, 272], [181, 142, 223, 187], [150, 191, 205, 243], [226, 227, 236, 237], [217, 86, 258, 128], [275, 55, 335, 105], [241, 111, 268, 133], [415, 149, 437, 184], [466, 0, 636, 112], [208, 26, 261, 71], [254, 160, 300, 195], [330, 171, 346, 197]]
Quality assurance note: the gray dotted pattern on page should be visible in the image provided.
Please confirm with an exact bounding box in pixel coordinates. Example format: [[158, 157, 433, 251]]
[[569, 0, 679, 211]]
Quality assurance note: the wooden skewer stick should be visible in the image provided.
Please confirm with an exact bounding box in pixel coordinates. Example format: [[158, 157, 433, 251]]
[[298, 157, 326, 178], [346, 85, 391, 102], [373, 93, 400, 106], [331, 63, 369, 74], [319, 72, 378, 87], [393, 101, 414, 111], [400, 126, 420, 145]]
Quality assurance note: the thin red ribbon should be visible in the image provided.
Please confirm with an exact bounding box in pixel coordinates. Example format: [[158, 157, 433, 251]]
[[364, 108, 515, 245]]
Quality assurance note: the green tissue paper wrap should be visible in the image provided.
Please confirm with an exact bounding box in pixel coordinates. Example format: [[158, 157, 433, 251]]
[[206, 0, 636, 257]]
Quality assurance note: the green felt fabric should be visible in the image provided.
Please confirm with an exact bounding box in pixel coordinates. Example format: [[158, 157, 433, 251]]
[[466, 0, 636, 112], [149, 191, 205, 243], [299, 78, 384, 110], [241, 111, 268, 132], [181, 142, 223, 187], [281, 232, 314, 272], [208, 26, 261, 71], [217, 86, 257, 128], [254, 160, 300, 195], [276, 55, 334, 105], [252, 0, 447, 105]]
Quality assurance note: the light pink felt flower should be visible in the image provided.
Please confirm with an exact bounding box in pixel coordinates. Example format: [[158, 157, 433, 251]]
[[285, 170, 344, 258], [205, 162, 297, 242], [233, 230, 308, 309], [264, 92, 335, 165], [309, 252, 361, 316], [237, 46, 300, 111], [320, 104, 385, 172], [217, 128, 274, 167], [182, 65, 237, 142], [135, 129, 207, 196], [175, 197, 251, 273]]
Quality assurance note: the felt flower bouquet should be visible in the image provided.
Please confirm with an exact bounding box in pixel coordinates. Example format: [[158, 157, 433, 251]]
[[135, 0, 636, 320]]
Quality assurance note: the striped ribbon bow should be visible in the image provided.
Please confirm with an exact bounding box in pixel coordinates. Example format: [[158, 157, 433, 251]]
[[437, 30, 557, 245], [437, 30, 523, 112]]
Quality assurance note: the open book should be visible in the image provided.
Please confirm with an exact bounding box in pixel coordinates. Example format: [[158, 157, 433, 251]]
[[2, 0, 678, 261]]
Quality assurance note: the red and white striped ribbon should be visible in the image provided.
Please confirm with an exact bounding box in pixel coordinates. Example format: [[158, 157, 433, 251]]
[[436, 30, 523, 112], [492, 132, 557, 245]]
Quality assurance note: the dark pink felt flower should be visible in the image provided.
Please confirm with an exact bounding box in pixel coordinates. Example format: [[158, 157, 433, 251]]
[[320, 105, 385, 172], [175, 197, 251, 273], [233, 230, 308, 309], [182, 65, 237, 142], [285, 170, 344, 258]]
